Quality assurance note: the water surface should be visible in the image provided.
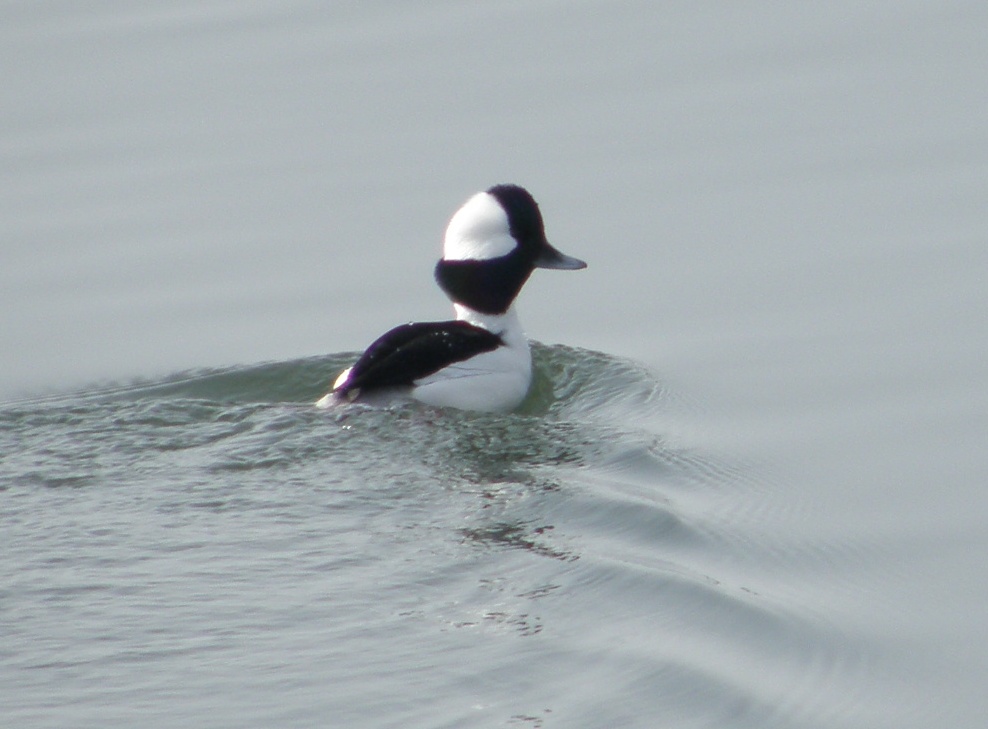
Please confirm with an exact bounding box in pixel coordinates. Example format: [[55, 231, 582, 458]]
[[3, 1, 987, 726]]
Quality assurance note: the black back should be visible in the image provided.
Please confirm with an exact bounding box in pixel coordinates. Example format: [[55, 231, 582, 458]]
[[335, 320, 503, 396]]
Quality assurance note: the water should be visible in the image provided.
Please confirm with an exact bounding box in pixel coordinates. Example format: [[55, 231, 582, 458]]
[[3, 347, 734, 727], [3, 1, 988, 727]]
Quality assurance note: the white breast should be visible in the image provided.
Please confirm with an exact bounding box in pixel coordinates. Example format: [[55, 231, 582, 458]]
[[410, 306, 532, 411]]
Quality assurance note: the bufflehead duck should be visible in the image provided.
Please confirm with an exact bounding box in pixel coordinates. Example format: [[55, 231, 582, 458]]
[[316, 184, 586, 411]]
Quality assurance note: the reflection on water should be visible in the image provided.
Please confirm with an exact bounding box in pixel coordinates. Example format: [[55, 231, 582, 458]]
[[462, 521, 577, 563], [0, 344, 796, 727]]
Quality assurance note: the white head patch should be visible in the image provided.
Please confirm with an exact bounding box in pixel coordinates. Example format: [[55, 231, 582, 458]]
[[442, 192, 517, 261]]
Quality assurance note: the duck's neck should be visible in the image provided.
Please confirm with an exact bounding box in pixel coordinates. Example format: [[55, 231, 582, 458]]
[[454, 304, 526, 345]]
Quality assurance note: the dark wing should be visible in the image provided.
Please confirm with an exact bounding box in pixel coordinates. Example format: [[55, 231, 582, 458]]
[[336, 320, 503, 396]]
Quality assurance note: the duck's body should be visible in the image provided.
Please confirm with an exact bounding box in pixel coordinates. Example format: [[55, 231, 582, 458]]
[[316, 184, 585, 412]]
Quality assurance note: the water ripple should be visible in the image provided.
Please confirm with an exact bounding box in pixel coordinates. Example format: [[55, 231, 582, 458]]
[[0, 345, 859, 727]]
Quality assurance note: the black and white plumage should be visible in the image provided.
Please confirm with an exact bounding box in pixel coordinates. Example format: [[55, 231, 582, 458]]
[[316, 184, 586, 411], [330, 321, 502, 402]]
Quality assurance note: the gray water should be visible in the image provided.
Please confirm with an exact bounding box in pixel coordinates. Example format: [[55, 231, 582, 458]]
[[3, 1, 988, 727]]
